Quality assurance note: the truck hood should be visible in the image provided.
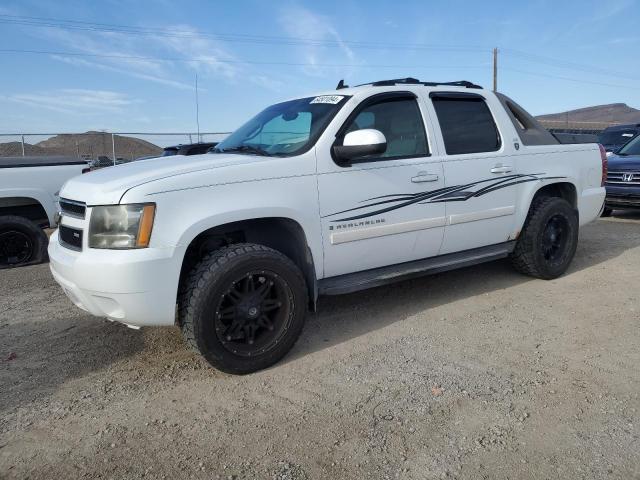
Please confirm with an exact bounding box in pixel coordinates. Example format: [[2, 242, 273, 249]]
[[608, 154, 640, 171], [60, 153, 266, 205]]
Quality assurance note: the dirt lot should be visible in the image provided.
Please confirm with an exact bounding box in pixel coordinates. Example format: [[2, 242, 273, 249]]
[[1, 215, 639, 480]]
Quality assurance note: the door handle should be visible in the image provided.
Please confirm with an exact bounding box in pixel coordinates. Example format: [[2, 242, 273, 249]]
[[490, 165, 512, 174], [411, 173, 439, 183]]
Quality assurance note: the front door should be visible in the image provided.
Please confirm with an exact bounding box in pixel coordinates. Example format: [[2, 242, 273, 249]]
[[317, 92, 446, 278]]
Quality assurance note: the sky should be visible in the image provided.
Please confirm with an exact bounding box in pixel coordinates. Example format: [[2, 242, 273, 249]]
[[1, 0, 640, 136]]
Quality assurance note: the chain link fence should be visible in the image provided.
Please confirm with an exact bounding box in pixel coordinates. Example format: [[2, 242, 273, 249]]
[[0, 131, 231, 165], [537, 120, 618, 135]]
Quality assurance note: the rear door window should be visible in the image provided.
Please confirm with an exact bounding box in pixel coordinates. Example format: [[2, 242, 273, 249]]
[[431, 95, 501, 155]]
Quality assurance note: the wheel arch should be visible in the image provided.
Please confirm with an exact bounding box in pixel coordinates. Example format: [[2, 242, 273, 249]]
[[532, 181, 578, 208], [516, 180, 579, 234], [178, 216, 318, 310], [0, 195, 50, 227]]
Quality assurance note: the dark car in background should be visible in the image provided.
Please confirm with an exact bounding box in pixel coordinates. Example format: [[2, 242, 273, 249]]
[[162, 142, 218, 156], [598, 124, 640, 153], [90, 156, 130, 170], [603, 134, 640, 216]]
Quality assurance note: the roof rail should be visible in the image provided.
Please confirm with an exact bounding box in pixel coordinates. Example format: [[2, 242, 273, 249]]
[[349, 77, 483, 89]]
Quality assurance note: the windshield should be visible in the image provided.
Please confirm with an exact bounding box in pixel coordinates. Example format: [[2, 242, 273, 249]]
[[598, 129, 638, 146], [617, 134, 640, 155], [214, 95, 350, 157]]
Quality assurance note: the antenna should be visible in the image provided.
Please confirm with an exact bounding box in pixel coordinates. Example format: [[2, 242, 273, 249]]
[[492, 47, 498, 92], [195, 73, 201, 143]]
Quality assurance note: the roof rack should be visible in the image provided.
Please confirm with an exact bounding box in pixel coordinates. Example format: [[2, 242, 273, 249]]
[[348, 77, 483, 89]]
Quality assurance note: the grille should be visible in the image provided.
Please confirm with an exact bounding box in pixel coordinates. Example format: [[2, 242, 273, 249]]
[[59, 225, 83, 251], [59, 198, 86, 219], [606, 171, 640, 185]]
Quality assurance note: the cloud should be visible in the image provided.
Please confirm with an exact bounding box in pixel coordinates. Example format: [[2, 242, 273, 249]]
[[4, 89, 138, 115], [151, 24, 238, 79], [51, 55, 195, 90], [249, 74, 285, 91], [26, 24, 238, 90], [279, 5, 358, 76]]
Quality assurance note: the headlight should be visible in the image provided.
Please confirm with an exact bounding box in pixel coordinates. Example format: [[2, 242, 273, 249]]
[[89, 203, 156, 249]]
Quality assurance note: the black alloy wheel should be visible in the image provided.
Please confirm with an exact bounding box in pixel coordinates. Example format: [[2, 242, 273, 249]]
[[0, 230, 34, 266], [540, 214, 570, 265], [214, 270, 293, 357]]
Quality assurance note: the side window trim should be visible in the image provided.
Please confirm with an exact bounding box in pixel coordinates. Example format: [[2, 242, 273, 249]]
[[429, 91, 503, 156], [331, 91, 431, 166]]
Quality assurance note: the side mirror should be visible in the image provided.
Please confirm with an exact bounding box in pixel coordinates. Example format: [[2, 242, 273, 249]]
[[333, 129, 387, 164]]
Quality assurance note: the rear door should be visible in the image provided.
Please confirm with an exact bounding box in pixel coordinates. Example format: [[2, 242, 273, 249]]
[[427, 92, 519, 254]]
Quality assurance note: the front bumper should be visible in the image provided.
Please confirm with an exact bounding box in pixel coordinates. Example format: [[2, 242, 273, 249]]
[[605, 185, 640, 209], [48, 230, 181, 327]]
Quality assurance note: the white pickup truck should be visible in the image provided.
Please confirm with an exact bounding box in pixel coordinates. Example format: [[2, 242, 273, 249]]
[[49, 78, 606, 374], [1, 156, 88, 268]]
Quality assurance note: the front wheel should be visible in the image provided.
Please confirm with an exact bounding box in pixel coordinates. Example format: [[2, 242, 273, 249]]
[[0, 215, 49, 269], [178, 243, 308, 374], [510, 197, 579, 280]]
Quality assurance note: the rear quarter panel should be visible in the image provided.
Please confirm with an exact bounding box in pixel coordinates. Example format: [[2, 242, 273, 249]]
[[513, 143, 604, 229]]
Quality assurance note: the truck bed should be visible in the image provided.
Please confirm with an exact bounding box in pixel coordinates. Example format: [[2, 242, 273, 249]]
[[0, 156, 88, 169]]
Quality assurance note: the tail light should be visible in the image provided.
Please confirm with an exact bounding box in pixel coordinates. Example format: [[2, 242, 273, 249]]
[[598, 144, 607, 186]]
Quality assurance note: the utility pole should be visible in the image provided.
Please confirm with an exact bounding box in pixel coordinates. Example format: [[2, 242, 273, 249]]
[[195, 73, 201, 143], [492, 47, 498, 92]]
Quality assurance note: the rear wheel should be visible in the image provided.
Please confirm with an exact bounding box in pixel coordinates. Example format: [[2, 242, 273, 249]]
[[510, 197, 579, 279], [0, 215, 48, 269], [179, 243, 308, 374]]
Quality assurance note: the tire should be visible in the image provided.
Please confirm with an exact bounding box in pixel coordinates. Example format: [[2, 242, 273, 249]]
[[178, 243, 308, 374], [509, 197, 579, 280], [601, 206, 613, 217], [0, 215, 49, 269]]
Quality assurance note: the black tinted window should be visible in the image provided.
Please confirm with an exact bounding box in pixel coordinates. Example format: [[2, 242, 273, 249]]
[[343, 98, 428, 159], [598, 129, 638, 146], [432, 96, 500, 155]]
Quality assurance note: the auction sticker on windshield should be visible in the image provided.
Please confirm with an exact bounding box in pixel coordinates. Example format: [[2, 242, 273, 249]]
[[310, 95, 344, 104]]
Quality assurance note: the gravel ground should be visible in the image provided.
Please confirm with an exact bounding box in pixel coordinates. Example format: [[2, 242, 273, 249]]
[[1, 214, 639, 480]]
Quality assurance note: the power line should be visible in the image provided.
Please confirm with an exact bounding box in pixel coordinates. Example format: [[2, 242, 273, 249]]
[[502, 67, 640, 91], [0, 14, 489, 53], [502, 48, 640, 83], [4, 48, 638, 91], [3, 13, 638, 82], [3, 14, 639, 90], [0, 48, 489, 69]]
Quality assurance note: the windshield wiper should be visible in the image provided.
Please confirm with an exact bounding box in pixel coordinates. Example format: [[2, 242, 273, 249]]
[[215, 145, 270, 156]]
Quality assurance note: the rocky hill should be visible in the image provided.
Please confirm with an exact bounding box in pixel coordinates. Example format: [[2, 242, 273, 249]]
[[0, 132, 162, 159], [0, 142, 48, 157], [536, 103, 640, 127]]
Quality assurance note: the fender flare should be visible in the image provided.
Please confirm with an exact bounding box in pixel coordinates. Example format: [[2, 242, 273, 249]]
[[0, 188, 56, 225]]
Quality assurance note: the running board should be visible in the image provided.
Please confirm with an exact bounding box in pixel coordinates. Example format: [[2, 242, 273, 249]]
[[318, 241, 516, 296]]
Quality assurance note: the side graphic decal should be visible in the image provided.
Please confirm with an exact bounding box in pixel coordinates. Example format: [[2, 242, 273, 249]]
[[325, 174, 566, 222]]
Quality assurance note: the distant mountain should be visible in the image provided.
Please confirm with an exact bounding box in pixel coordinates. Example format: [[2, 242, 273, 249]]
[[536, 103, 640, 127], [36, 132, 162, 159], [0, 132, 162, 159], [0, 142, 48, 157]]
